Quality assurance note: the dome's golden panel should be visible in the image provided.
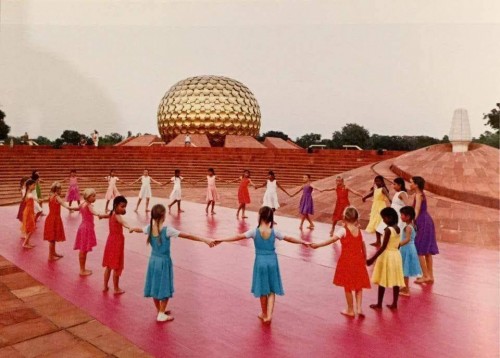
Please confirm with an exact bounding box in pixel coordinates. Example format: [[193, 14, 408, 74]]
[[157, 76, 261, 146]]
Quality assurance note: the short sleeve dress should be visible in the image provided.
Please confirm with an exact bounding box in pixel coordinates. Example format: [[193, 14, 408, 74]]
[[102, 214, 125, 275], [371, 227, 405, 288], [143, 226, 180, 300], [238, 177, 251, 205], [74, 203, 97, 252]]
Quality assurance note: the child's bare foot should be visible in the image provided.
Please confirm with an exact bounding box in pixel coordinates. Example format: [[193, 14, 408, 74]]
[[145, 209, 151, 212], [103, 286, 109, 292], [308, 225, 315, 229], [415, 277, 432, 284], [211, 211, 216, 215], [48, 256, 62, 261], [134, 208, 138, 212], [369, 304, 382, 310], [113, 288, 125, 295], [54, 253, 63, 258], [258, 313, 266, 321], [262, 317, 272, 324], [23, 244, 35, 249], [79, 270, 93, 276], [242, 216, 247, 219], [179, 209, 184, 213], [399, 289, 410, 296], [340, 310, 355, 317], [386, 304, 397, 310]]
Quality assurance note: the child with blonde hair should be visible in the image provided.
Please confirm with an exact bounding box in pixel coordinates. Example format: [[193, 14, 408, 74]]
[[74, 188, 107, 276], [311, 207, 370, 317], [43, 182, 76, 261]]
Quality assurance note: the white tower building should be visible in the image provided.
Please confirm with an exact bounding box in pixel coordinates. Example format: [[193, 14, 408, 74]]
[[449, 108, 472, 153]]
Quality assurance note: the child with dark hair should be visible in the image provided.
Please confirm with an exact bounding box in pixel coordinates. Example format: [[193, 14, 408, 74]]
[[104, 170, 123, 212], [215, 206, 310, 324], [291, 174, 319, 230], [363, 175, 391, 246], [167, 169, 184, 213], [410, 176, 438, 284], [255, 171, 291, 214], [376, 177, 407, 233], [101, 196, 141, 294], [21, 179, 37, 248], [399, 206, 422, 296], [367, 207, 405, 310], [130, 204, 215, 322]]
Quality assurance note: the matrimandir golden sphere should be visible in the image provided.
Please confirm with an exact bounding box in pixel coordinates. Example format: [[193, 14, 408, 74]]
[[157, 76, 261, 146]]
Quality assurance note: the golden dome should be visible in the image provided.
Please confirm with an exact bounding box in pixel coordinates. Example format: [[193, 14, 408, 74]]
[[157, 76, 261, 146]]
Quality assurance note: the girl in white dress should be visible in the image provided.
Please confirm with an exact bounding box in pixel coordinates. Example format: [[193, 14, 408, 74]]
[[130, 169, 163, 212], [376, 177, 408, 234], [167, 169, 184, 213], [255, 171, 291, 213], [104, 170, 123, 212]]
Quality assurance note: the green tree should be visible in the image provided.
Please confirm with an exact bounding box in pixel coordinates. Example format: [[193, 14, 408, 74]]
[[483, 103, 500, 131], [257, 130, 289, 142], [0, 109, 11, 140], [100, 132, 124, 146], [331, 123, 370, 149], [295, 133, 322, 148], [60, 130, 83, 145], [35, 136, 52, 145], [474, 131, 500, 148]]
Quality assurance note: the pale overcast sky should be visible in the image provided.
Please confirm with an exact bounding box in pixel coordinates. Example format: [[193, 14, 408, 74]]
[[1, 0, 499, 140]]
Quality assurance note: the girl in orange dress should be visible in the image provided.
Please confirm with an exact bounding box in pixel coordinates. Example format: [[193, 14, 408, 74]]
[[311, 207, 370, 317], [228, 170, 255, 219], [102, 196, 141, 294], [43, 182, 76, 261], [21, 179, 37, 249], [321, 176, 362, 235]]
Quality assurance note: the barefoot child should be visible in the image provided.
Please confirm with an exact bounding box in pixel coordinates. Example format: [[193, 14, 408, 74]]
[[193, 168, 220, 215], [366, 207, 405, 310], [311, 207, 370, 317], [291, 174, 318, 230], [104, 170, 122, 212], [74, 189, 107, 276], [20, 179, 37, 249], [227, 170, 255, 219], [43, 182, 76, 261], [102, 196, 141, 294], [255, 171, 291, 217], [399, 206, 422, 296], [216, 206, 310, 324], [410, 176, 439, 284], [362, 175, 391, 246], [16, 177, 29, 223], [129, 169, 162, 212], [130, 204, 216, 322], [63, 170, 87, 208], [31, 172, 44, 221], [321, 176, 362, 235], [166, 169, 184, 213]]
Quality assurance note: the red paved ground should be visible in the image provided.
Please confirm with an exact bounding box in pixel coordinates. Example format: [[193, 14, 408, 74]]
[[0, 198, 498, 357]]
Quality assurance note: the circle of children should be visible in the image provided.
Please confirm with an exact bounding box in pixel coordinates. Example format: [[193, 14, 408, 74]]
[[17, 168, 438, 323]]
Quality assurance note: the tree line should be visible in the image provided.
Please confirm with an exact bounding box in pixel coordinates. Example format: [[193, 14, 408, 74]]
[[1, 104, 498, 149]]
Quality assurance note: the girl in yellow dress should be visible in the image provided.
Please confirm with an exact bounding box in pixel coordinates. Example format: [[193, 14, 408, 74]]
[[366, 207, 405, 310], [362, 176, 391, 246]]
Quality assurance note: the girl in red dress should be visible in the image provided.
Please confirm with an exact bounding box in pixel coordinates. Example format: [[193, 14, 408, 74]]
[[321, 176, 362, 235], [311, 206, 370, 317], [21, 179, 37, 249], [102, 196, 141, 294], [43, 182, 76, 261], [228, 170, 256, 219]]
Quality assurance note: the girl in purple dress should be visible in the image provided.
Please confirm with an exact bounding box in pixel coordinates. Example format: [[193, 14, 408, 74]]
[[410, 176, 438, 284], [291, 174, 319, 230]]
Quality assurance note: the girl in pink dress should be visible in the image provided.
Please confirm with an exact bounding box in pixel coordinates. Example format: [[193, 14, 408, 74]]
[[74, 188, 106, 276], [194, 168, 220, 215], [104, 170, 122, 212], [63, 170, 88, 208], [102, 196, 141, 294]]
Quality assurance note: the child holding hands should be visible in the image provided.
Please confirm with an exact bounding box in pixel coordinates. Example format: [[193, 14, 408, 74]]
[[216, 206, 310, 324], [311, 207, 370, 317]]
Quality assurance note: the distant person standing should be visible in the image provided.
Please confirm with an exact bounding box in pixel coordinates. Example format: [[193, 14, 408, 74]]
[[21, 132, 29, 145], [91, 130, 99, 147], [184, 134, 191, 147]]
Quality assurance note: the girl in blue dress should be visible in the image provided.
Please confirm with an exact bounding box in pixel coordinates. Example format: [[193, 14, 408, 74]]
[[132, 204, 216, 322], [216, 206, 310, 324], [399, 206, 422, 296]]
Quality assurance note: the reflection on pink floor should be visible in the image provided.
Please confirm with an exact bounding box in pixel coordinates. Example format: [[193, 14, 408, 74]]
[[0, 198, 498, 357]]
